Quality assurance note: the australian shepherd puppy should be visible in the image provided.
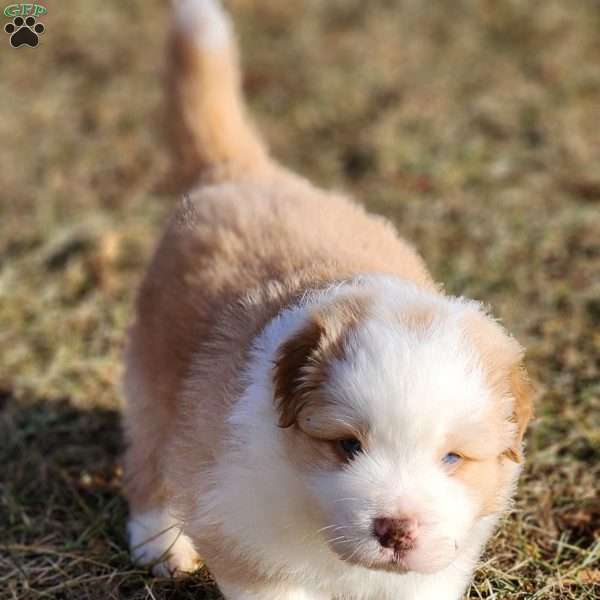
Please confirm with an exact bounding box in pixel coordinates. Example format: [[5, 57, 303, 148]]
[[123, 1, 534, 598]]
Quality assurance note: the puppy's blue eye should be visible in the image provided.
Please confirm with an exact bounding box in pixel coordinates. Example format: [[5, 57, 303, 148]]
[[339, 438, 362, 459], [442, 452, 462, 465]]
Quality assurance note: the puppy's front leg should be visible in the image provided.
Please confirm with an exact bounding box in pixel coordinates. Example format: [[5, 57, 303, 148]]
[[217, 580, 330, 600], [127, 508, 201, 577]]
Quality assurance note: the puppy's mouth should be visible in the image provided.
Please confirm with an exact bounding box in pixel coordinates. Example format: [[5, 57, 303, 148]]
[[383, 545, 414, 569], [334, 546, 412, 574], [326, 536, 412, 573], [328, 536, 456, 575]]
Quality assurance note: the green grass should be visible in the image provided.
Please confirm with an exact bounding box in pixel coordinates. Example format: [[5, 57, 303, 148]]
[[1, 0, 599, 598]]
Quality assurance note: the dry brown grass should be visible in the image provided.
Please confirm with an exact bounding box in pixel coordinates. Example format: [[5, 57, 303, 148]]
[[1, 0, 599, 598]]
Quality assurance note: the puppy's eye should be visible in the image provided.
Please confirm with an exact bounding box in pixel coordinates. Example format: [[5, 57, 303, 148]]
[[442, 452, 462, 466], [339, 438, 362, 460]]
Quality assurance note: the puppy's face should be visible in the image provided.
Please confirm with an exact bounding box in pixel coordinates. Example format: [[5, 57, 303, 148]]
[[274, 289, 533, 574]]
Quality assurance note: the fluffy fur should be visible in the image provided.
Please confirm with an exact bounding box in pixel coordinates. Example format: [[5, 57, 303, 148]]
[[122, 1, 534, 598]]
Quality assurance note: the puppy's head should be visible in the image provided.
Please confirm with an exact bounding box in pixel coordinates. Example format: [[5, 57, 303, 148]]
[[273, 284, 533, 574]]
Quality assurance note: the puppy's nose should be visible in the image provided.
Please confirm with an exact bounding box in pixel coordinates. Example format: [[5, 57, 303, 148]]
[[373, 517, 418, 553]]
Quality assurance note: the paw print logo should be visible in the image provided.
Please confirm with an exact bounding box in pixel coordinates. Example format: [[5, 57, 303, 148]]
[[4, 15, 45, 48]]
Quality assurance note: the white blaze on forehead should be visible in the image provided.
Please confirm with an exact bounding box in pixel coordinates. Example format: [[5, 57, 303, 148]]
[[325, 301, 493, 452]]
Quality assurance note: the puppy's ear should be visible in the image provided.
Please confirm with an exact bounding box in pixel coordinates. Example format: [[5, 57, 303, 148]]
[[504, 363, 535, 463], [464, 310, 535, 463], [273, 296, 369, 428], [273, 317, 326, 428]]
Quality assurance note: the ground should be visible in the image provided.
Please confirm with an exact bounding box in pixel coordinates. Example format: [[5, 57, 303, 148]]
[[0, 0, 599, 598]]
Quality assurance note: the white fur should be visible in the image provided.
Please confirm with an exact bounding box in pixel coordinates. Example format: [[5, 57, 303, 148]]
[[177, 276, 520, 599], [218, 580, 330, 600], [173, 0, 231, 50], [128, 508, 201, 576]]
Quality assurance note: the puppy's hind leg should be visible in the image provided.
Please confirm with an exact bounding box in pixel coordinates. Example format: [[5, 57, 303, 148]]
[[122, 345, 201, 576]]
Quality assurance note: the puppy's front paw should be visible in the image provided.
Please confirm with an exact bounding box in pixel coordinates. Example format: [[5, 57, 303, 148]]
[[128, 508, 202, 577]]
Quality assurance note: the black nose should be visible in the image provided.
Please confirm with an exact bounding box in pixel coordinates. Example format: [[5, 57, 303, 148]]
[[373, 517, 418, 554]]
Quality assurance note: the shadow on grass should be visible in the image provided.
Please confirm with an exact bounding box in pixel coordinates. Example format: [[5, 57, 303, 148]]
[[0, 394, 220, 600]]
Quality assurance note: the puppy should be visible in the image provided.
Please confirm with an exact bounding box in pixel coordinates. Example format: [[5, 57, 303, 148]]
[[123, 1, 534, 598]]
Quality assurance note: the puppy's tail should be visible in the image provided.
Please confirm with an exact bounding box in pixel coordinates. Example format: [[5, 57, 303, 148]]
[[167, 0, 271, 185]]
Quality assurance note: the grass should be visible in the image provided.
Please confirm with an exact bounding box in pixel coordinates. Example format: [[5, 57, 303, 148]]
[[0, 0, 598, 598]]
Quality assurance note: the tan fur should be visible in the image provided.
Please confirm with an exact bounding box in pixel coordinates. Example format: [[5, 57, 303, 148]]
[[166, 16, 272, 188], [122, 2, 532, 583], [508, 365, 536, 459], [453, 456, 512, 517], [462, 311, 535, 462]]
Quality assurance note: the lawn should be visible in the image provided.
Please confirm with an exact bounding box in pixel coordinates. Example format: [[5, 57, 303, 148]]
[[0, 0, 598, 598]]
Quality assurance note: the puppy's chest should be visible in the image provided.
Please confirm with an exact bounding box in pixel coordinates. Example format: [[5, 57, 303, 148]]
[[300, 562, 437, 600]]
